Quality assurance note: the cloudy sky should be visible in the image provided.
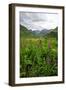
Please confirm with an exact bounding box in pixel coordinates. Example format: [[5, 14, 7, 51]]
[[20, 12, 58, 31]]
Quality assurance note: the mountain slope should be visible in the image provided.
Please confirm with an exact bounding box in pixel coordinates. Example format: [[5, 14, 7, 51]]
[[45, 27, 58, 39], [20, 25, 58, 38], [20, 25, 34, 37]]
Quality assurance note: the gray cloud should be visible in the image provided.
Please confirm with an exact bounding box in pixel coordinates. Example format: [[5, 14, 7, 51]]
[[20, 12, 58, 30]]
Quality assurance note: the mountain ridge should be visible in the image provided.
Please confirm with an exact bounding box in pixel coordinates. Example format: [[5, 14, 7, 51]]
[[20, 25, 58, 38]]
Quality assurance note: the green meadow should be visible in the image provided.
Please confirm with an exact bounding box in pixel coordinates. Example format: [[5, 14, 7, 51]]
[[20, 25, 58, 77]]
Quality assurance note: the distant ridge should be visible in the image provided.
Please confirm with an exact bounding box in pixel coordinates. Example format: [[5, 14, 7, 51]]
[[20, 25, 58, 38]]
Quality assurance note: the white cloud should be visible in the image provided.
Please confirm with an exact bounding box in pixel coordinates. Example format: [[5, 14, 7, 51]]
[[20, 12, 58, 31]]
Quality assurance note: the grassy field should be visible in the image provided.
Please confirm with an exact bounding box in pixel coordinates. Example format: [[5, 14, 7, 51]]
[[20, 37, 58, 77]]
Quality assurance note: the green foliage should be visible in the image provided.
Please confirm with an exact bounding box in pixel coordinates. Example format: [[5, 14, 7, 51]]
[[20, 25, 58, 77], [20, 25, 34, 38], [45, 27, 58, 39]]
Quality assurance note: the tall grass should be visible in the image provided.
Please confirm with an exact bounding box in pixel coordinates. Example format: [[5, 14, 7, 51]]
[[20, 37, 58, 77]]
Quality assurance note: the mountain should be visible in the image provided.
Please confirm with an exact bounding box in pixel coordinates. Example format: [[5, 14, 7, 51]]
[[39, 29, 51, 36], [45, 27, 58, 39], [20, 25, 41, 38], [32, 30, 40, 36], [20, 25, 58, 39], [20, 25, 34, 37]]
